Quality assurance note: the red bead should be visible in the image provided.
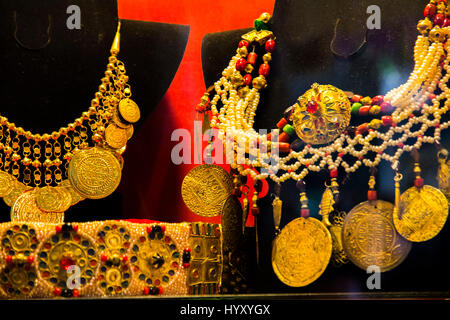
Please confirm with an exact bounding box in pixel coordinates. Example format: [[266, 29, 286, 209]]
[[380, 102, 393, 113], [101, 254, 108, 262], [301, 208, 310, 217], [144, 287, 150, 295], [382, 116, 393, 126], [238, 40, 249, 48], [414, 178, 425, 188], [251, 207, 260, 216], [146, 226, 152, 233], [243, 74, 252, 86], [72, 289, 79, 297], [54, 287, 62, 296], [278, 142, 290, 153], [306, 101, 318, 114], [278, 132, 290, 142], [352, 95, 362, 103], [338, 152, 345, 158], [372, 95, 384, 106], [367, 190, 377, 201], [266, 132, 272, 141], [247, 52, 257, 65], [276, 118, 288, 129], [161, 225, 166, 232], [184, 247, 191, 253], [424, 4, 436, 18], [182, 262, 191, 268], [429, 93, 436, 100], [259, 63, 270, 77], [444, 18, 450, 28], [72, 225, 78, 232], [27, 255, 34, 265], [55, 226, 62, 233], [235, 58, 247, 72], [158, 286, 164, 295], [121, 255, 128, 263], [357, 123, 368, 133], [330, 169, 338, 178], [60, 257, 75, 271], [5, 255, 12, 265], [398, 143, 404, 148], [434, 13, 445, 26], [265, 39, 276, 52], [358, 106, 370, 116]]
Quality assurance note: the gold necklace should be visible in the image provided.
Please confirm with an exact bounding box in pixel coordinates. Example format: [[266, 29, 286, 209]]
[[0, 22, 141, 223]]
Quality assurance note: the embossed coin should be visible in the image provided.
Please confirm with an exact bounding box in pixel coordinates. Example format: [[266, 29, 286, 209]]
[[11, 191, 64, 224], [0, 171, 13, 197], [394, 185, 448, 242], [181, 164, 233, 217], [112, 108, 131, 129], [35, 186, 72, 213], [105, 123, 128, 149], [342, 200, 411, 272], [68, 147, 122, 199], [221, 195, 243, 252], [59, 180, 85, 206], [272, 217, 332, 287], [118, 98, 140, 123], [126, 125, 134, 140], [3, 181, 32, 207]]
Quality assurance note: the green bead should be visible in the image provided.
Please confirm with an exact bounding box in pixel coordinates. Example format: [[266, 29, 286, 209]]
[[282, 124, 296, 136], [254, 19, 270, 31], [351, 103, 362, 116]]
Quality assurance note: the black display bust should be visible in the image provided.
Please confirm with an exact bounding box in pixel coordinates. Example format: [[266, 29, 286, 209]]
[[202, 0, 450, 293], [0, 0, 189, 222]]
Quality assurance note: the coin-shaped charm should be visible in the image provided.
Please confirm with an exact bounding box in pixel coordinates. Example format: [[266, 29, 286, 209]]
[[0, 171, 13, 197], [105, 123, 128, 149], [342, 200, 411, 272], [394, 185, 448, 242], [3, 180, 32, 207], [68, 147, 122, 199], [59, 180, 85, 206], [112, 108, 131, 129], [181, 164, 233, 217], [118, 98, 140, 123], [272, 217, 332, 287], [35, 186, 72, 213], [11, 191, 64, 224]]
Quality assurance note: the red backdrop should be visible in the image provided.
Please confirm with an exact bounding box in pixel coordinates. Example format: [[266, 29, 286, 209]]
[[117, 0, 275, 224]]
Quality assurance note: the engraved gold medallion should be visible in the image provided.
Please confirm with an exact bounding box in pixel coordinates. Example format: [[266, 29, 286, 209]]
[[59, 179, 85, 206], [35, 186, 72, 213], [118, 98, 140, 124], [68, 147, 122, 199], [271, 217, 332, 287], [394, 185, 448, 242], [342, 200, 411, 272], [0, 172, 13, 197], [112, 108, 131, 129], [3, 180, 32, 207], [181, 164, 233, 217], [105, 123, 128, 149], [11, 190, 64, 223]]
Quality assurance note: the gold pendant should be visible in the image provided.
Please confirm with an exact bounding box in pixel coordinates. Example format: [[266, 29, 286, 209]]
[[221, 195, 243, 252], [59, 179, 85, 206], [342, 200, 411, 272], [394, 185, 448, 242], [292, 83, 351, 145], [118, 98, 141, 124], [11, 190, 64, 224], [105, 123, 128, 150], [181, 164, 233, 217], [35, 186, 72, 213], [3, 180, 32, 207], [271, 217, 332, 287], [272, 196, 282, 233], [112, 107, 132, 129], [328, 211, 348, 267], [0, 171, 13, 197], [68, 147, 122, 199]]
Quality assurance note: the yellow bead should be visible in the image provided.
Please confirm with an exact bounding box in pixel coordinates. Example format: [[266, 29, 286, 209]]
[[369, 105, 380, 115], [368, 119, 382, 129], [360, 96, 372, 105]]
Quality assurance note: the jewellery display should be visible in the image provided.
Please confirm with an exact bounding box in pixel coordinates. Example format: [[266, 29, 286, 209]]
[[186, 0, 450, 288], [0, 22, 140, 222], [0, 220, 222, 298]]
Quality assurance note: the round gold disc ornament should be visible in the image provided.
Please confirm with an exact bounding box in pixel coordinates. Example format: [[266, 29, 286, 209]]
[[342, 200, 411, 272], [271, 217, 332, 287], [3, 181, 32, 207], [68, 147, 122, 199], [0, 172, 13, 197], [118, 98, 141, 124], [11, 191, 64, 224], [291, 83, 351, 145], [35, 186, 72, 213], [181, 164, 233, 217], [105, 123, 128, 149], [394, 185, 448, 242], [112, 108, 131, 129], [59, 179, 85, 206]]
